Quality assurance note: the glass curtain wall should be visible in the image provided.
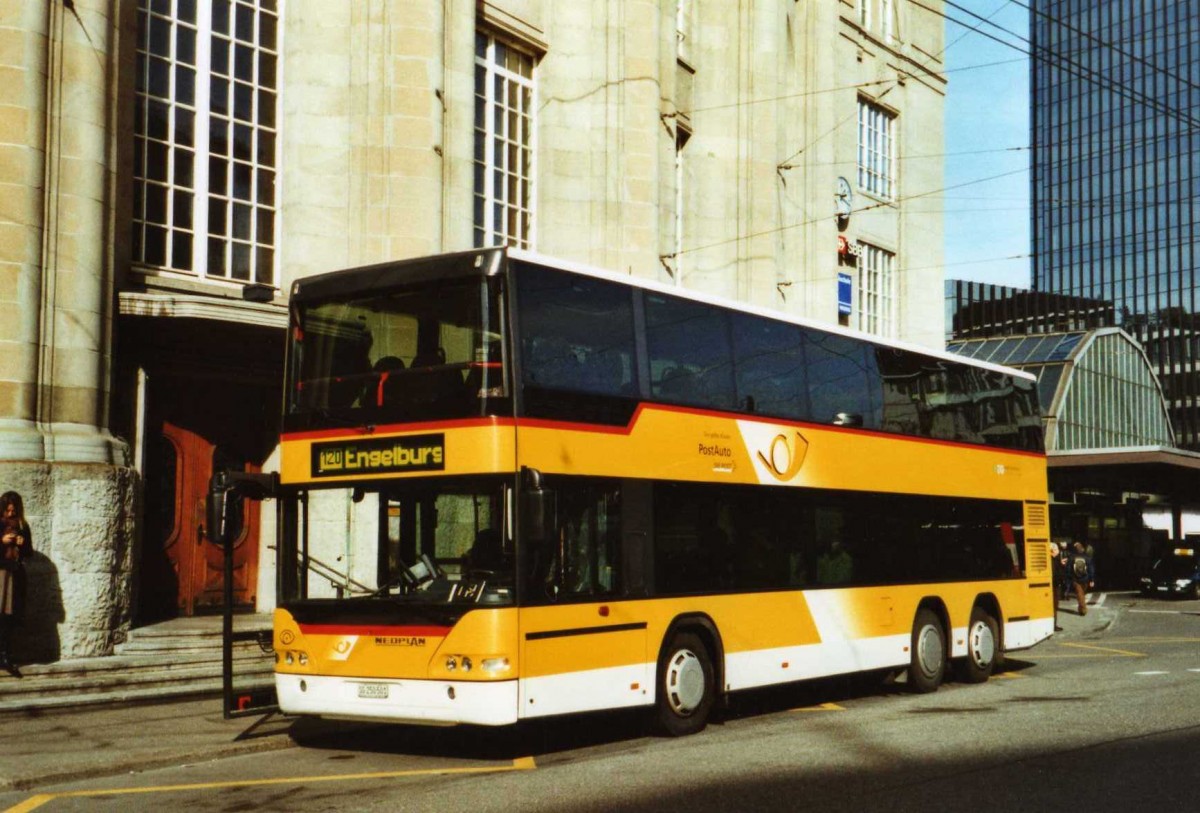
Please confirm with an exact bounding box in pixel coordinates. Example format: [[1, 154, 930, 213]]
[[1031, 0, 1200, 447]]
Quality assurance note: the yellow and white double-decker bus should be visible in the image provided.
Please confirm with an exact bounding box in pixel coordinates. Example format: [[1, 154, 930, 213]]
[[267, 247, 1053, 735]]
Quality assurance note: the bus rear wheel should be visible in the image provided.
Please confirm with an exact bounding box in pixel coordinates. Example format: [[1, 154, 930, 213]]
[[907, 608, 946, 693], [959, 606, 1000, 684], [654, 632, 715, 736]]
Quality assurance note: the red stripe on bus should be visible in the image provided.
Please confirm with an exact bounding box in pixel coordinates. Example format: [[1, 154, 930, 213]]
[[516, 403, 1048, 459], [298, 624, 452, 637], [284, 403, 1045, 460]]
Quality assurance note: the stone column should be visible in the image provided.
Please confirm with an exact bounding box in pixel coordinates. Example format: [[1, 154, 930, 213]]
[[0, 0, 136, 659], [688, 0, 786, 302]]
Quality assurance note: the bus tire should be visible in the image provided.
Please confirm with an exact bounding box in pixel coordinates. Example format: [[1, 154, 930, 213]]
[[654, 632, 715, 737], [959, 606, 999, 684], [907, 608, 946, 694]]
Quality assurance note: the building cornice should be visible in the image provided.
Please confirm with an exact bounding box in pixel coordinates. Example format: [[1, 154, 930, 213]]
[[118, 292, 288, 328]]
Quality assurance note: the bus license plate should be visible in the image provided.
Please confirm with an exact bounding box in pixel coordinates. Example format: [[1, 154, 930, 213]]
[[357, 683, 389, 699]]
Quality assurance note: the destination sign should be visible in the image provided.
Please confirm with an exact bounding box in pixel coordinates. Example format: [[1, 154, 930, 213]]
[[311, 433, 445, 477]]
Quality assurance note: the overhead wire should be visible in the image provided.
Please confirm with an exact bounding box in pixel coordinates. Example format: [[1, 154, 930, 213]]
[[938, 4, 1200, 290], [1009, 0, 1200, 94], [669, 166, 1027, 259], [670, 2, 1200, 259], [922, 0, 1200, 131]]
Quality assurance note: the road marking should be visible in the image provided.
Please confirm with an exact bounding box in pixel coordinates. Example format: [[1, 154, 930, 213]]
[[1188, 669, 1200, 673], [1090, 593, 1107, 607], [990, 672, 1024, 680], [1, 758, 537, 813], [1129, 608, 1200, 618], [1036, 635, 1199, 659], [1134, 671, 1169, 676], [791, 702, 845, 712], [3, 797, 55, 813], [1075, 637, 1200, 644], [1056, 642, 1146, 658]]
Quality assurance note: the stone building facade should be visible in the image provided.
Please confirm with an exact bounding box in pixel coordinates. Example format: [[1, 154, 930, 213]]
[[1, 0, 945, 657]]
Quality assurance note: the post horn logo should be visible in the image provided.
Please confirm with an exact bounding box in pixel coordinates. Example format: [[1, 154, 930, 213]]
[[757, 431, 809, 482]]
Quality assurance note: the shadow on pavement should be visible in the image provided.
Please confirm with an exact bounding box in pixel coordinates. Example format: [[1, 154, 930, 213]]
[[283, 664, 1038, 762]]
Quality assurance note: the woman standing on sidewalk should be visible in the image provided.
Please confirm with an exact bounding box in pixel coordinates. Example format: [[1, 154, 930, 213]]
[[0, 491, 31, 676]]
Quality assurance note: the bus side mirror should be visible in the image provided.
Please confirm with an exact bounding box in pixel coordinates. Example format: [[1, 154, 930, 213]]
[[521, 467, 549, 544], [832, 412, 863, 427], [207, 482, 229, 547], [207, 469, 279, 547]]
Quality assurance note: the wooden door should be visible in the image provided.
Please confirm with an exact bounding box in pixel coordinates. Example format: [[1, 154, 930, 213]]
[[161, 422, 261, 615]]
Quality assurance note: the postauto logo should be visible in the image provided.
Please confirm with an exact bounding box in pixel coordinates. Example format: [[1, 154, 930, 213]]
[[312, 434, 445, 477]]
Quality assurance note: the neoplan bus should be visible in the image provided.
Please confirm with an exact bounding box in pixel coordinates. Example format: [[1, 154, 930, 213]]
[[245, 247, 1053, 736]]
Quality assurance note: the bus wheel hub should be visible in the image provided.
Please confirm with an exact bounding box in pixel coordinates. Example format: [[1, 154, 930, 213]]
[[969, 620, 995, 667], [666, 649, 705, 715]]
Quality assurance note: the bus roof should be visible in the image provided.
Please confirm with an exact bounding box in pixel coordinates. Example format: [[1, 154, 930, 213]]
[[291, 247, 1035, 384], [508, 248, 1038, 383]]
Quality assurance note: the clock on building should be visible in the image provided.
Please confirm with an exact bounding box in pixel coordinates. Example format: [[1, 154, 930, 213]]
[[835, 176, 853, 219]]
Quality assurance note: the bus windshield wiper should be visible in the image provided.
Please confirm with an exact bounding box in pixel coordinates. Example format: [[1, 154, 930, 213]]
[[313, 408, 375, 433], [371, 554, 441, 596]]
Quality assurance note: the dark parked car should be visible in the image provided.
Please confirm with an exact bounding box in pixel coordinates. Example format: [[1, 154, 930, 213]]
[[1140, 551, 1200, 599]]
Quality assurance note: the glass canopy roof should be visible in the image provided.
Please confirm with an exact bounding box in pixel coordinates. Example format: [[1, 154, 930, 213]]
[[947, 330, 1174, 451], [945, 332, 1084, 366]]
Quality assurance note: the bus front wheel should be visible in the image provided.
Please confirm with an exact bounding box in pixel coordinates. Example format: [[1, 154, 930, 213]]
[[907, 608, 946, 693], [654, 632, 715, 736], [959, 606, 1000, 684]]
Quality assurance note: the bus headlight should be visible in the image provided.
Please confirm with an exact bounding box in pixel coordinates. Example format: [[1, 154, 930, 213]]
[[445, 655, 506, 674], [481, 657, 510, 674], [282, 651, 308, 667]]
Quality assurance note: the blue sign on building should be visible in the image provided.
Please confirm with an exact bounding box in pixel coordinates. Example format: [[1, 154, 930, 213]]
[[837, 272, 852, 316]]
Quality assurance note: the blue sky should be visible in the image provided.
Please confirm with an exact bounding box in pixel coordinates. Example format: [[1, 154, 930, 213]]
[[942, 1, 1032, 289]]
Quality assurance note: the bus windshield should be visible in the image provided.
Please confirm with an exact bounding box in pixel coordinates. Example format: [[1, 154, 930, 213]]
[[282, 477, 514, 607], [286, 277, 508, 427]]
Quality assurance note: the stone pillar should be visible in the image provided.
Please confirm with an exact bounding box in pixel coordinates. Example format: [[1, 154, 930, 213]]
[[538, 0, 666, 276], [687, 0, 786, 303], [0, 1, 136, 660]]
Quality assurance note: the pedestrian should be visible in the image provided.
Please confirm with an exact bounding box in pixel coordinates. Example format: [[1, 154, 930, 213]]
[[1049, 542, 1064, 630], [1057, 542, 1072, 599], [0, 491, 31, 677], [1068, 540, 1095, 616]]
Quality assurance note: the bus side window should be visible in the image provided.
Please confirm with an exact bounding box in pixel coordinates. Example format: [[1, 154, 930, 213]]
[[540, 479, 621, 600], [645, 294, 736, 411], [807, 331, 880, 429]]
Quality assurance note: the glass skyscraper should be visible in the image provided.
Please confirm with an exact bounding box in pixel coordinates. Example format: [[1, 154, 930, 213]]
[[1031, 1, 1200, 448]]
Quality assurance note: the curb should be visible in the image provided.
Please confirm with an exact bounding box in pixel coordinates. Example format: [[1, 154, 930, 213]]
[[1052, 598, 1117, 640], [0, 685, 271, 716]]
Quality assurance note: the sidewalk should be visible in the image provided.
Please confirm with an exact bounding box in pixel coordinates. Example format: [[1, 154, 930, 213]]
[[1050, 590, 1116, 638], [0, 697, 299, 791]]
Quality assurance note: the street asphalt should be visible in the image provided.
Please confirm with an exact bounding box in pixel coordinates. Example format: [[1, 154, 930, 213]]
[[0, 594, 1114, 792]]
